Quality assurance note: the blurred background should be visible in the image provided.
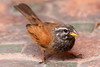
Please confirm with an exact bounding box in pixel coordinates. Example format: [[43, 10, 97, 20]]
[[0, 0, 100, 44], [0, 0, 99, 67], [0, 0, 100, 61]]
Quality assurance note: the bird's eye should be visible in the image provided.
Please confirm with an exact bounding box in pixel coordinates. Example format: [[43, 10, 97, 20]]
[[63, 29, 68, 32]]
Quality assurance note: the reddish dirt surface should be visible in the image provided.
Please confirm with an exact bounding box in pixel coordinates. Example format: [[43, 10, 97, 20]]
[[57, 0, 100, 18], [0, 0, 100, 67]]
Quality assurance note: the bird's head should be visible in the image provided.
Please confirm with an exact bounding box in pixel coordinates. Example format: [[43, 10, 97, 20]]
[[54, 25, 78, 40]]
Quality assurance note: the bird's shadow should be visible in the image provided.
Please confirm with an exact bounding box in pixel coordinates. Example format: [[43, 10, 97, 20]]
[[45, 51, 83, 61], [21, 43, 83, 62]]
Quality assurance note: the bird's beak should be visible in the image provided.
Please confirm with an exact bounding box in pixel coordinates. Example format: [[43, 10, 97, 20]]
[[70, 29, 78, 37], [70, 32, 78, 37]]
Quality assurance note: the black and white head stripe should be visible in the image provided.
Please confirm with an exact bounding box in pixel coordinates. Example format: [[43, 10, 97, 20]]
[[54, 27, 68, 31]]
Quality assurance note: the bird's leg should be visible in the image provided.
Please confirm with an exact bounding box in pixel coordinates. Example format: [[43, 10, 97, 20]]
[[39, 48, 47, 64]]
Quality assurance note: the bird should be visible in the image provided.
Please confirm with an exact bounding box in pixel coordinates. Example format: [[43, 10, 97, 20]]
[[14, 3, 78, 63]]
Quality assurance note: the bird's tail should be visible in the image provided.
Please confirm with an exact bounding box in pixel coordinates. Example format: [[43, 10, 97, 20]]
[[14, 3, 43, 25]]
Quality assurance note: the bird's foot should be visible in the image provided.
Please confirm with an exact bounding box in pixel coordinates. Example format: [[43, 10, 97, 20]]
[[70, 53, 83, 59]]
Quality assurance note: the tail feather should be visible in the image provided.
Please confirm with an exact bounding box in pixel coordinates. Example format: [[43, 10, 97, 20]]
[[14, 3, 42, 24]]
